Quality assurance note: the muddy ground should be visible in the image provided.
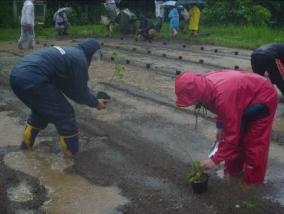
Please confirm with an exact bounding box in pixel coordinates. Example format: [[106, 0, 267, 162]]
[[0, 36, 284, 214]]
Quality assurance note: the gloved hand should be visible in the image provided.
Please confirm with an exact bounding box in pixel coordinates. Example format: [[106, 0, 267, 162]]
[[96, 99, 107, 110], [202, 159, 216, 170]]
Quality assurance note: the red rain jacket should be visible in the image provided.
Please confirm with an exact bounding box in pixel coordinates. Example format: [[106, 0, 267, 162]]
[[175, 70, 278, 164]]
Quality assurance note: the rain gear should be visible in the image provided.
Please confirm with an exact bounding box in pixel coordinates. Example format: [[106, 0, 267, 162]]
[[55, 12, 69, 35], [251, 43, 284, 96], [175, 70, 278, 184], [138, 16, 156, 40], [21, 0, 35, 26], [18, 0, 35, 49], [10, 39, 101, 155], [168, 8, 180, 31], [189, 5, 200, 31]]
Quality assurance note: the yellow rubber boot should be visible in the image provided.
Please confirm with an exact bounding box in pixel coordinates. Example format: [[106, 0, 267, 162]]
[[21, 124, 40, 149], [59, 134, 79, 156]]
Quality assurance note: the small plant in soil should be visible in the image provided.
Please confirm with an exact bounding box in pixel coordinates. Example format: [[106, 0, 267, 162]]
[[187, 160, 205, 183], [110, 51, 125, 80], [243, 201, 257, 210], [187, 160, 209, 194], [114, 64, 125, 79]]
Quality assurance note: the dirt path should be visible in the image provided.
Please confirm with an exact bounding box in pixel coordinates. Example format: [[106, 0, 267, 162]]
[[0, 37, 284, 213]]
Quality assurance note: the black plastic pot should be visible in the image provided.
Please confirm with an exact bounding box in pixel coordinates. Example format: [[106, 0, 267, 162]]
[[97, 91, 111, 100], [190, 173, 209, 194]]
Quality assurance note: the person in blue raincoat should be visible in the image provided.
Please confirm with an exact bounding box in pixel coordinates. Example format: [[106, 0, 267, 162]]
[[168, 6, 180, 37], [10, 39, 107, 156]]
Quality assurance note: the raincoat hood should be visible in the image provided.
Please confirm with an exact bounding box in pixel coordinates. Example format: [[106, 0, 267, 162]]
[[78, 39, 101, 65], [175, 72, 213, 107]]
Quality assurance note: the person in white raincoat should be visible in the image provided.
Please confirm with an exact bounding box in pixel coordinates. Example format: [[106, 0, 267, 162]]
[[18, 0, 35, 49]]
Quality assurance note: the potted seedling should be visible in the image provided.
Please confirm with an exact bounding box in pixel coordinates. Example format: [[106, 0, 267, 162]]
[[187, 160, 209, 194]]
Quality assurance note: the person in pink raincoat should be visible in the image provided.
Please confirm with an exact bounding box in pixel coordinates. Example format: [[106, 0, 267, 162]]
[[175, 70, 278, 184]]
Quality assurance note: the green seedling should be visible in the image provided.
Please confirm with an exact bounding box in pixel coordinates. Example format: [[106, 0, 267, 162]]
[[187, 160, 205, 183], [111, 51, 118, 61], [110, 51, 126, 80], [114, 64, 125, 79], [243, 201, 257, 210]]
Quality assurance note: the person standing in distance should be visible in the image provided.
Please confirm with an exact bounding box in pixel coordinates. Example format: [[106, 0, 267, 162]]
[[18, 0, 35, 49]]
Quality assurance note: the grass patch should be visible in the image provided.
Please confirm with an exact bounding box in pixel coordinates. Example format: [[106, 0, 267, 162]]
[[159, 23, 284, 49], [1, 23, 284, 49], [196, 25, 284, 49]]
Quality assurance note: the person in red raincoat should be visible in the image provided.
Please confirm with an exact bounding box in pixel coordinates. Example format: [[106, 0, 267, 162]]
[[175, 70, 278, 184]]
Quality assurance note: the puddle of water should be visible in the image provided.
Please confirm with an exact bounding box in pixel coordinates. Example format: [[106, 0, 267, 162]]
[[7, 181, 33, 202], [4, 151, 128, 214], [0, 111, 22, 147]]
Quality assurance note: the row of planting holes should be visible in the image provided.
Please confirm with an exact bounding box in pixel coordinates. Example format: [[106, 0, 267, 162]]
[[101, 42, 240, 70]]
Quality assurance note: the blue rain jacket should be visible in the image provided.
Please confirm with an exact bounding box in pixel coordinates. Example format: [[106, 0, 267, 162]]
[[10, 39, 100, 108]]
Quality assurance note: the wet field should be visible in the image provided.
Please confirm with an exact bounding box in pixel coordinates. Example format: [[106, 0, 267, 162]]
[[0, 36, 284, 213]]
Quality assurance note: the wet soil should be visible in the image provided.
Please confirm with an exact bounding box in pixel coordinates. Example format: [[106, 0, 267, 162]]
[[0, 37, 284, 214]]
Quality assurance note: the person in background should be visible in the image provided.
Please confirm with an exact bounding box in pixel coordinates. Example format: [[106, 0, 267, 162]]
[[177, 5, 189, 32], [175, 70, 278, 185], [154, 0, 165, 32], [55, 11, 70, 36], [10, 39, 107, 157], [18, 0, 35, 49], [188, 3, 201, 36], [137, 15, 157, 41], [168, 6, 180, 37], [251, 43, 284, 103]]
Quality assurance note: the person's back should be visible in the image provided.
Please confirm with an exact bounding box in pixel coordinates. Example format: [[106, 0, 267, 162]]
[[251, 43, 284, 98], [11, 39, 100, 105], [252, 43, 284, 61], [206, 70, 276, 105]]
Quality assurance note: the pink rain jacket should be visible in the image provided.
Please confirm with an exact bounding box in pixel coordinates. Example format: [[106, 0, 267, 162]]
[[175, 70, 278, 164]]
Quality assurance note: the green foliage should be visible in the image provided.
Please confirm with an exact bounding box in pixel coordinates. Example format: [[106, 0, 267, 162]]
[[111, 52, 125, 80], [202, 0, 271, 26], [243, 201, 257, 210], [0, 0, 19, 28], [114, 64, 126, 79], [245, 5, 271, 26], [111, 51, 118, 61], [187, 160, 205, 183]]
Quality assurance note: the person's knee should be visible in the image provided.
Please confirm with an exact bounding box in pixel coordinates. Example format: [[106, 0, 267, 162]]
[[28, 113, 48, 130]]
